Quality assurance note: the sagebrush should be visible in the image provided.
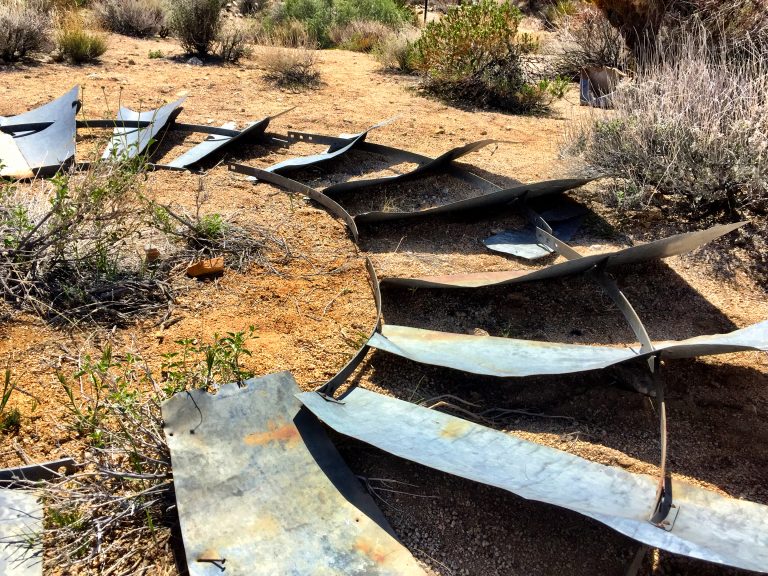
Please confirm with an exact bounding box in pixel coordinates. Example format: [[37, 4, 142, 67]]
[[169, 0, 223, 56], [0, 0, 51, 62], [56, 14, 108, 63], [94, 0, 167, 38]]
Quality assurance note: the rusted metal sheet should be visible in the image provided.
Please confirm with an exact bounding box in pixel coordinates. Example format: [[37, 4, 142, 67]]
[[0, 489, 41, 576], [298, 387, 768, 573], [0, 86, 79, 179], [322, 140, 497, 197], [162, 372, 426, 576], [354, 178, 592, 224], [384, 222, 745, 288], [368, 322, 768, 378], [101, 97, 185, 161]]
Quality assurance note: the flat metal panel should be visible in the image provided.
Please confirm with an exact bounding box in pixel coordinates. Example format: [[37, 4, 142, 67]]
[[0, 489, 41, 576], [384, 222, 746, 288], [0, 86, 79, 178], [162, 372, 426, 576], [298, 388, 768, 573], [369, 322, 768, 378], [102, 97, 185, 161], [164, 118, 270, 169]]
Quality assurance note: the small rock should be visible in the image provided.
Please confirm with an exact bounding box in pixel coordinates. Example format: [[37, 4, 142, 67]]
[[145, 248, 161, 262], [127, 59, 136, 65], [472, 328, 490, 336], [187, 56, 204, 66], [186, 257, 224, 278], [435, 127, 445, 135]]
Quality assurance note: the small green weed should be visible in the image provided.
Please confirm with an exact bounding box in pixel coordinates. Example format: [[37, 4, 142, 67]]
[[148, 48, 164, 58]]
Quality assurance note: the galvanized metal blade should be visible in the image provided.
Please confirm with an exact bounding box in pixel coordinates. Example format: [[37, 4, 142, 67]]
[[0, 489, 41, 576], [383, 222, 746, 288], [162, 372, 426, 576], [101, 97, 185, 161], [0, 86, 79, 179], [297, 388, 768, 573]]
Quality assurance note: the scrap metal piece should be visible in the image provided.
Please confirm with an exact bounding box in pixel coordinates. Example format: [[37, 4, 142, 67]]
[[354, 178, 592, 224], [101, 97, 186, 161], [383, 222, 745, 288], [0, 489, 41, 576], [159, 120, 267, 169], [162, 372, 426, 576], [298, 388, 768, 573], [321, 139, 497, 197], [484, 217, 584, 260], [264, 118, 396, 175], [0, 86, 79, 179], [368, 321, 768, 378], [0, 458, 79, 487]]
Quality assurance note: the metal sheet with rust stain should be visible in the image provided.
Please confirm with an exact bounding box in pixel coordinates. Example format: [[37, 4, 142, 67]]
[[369, 322, 768, 378], [298, 388, 768, 573], [0, 86, 79, 179], [102, 97, 186, 161], [383, 222, 746, 288], [0, 489, 41, 576], [162, 372, 426, 576]]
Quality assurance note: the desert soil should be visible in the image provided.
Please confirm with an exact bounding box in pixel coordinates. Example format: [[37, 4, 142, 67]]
[[1, 32, 767, 576]]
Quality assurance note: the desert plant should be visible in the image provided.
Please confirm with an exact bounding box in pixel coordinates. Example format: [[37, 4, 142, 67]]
[[329, 19, 392, 51], [414, 0, 564, 112], [258, 39, 321, 88], [374, 26, 418, 71], [215, 18, 253, 61], [148, 48, 164, 58], [556, 3, 628, 75], [94, 0, 167, 38], [0, 0, 51, 62], [169, 0, 223, 56], [564, 30, 768, 216], [238, 0, 261, 14], [56, 14, 108, 63], [0, 363, 20, 433]]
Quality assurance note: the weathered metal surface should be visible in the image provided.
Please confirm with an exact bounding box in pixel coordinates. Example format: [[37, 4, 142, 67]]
[[162, 372, 426, 576], [0, 458, 79, 487], [321, 140, 496, 197], [383, 222, 745, 288], [0, 86, 79, 179], [264, 118, 396, 175], [484, 217, 584, 260], [101, 97, 185, 161], [160, 120, 267, 169], [355, 178, 592, 224], [0, 489, 41, 576], [368, 321, 768, 378], [298, 387, 768, 573]]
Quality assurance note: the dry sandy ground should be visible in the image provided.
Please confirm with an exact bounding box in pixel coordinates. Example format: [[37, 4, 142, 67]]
[[1, 33, 767, 575]]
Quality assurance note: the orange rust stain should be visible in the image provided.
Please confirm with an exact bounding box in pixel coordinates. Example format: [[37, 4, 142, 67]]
[[354, 536, 392, 565], [440, 419, 470, 439], [244, 420, 300, 447]]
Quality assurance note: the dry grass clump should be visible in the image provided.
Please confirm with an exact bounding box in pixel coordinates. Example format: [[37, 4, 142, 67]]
[[329, 19, 392, 52], [55, 13, 108, 64], [0, 0, 51, 62], [257, 35, 321, 89], [555, 2, 628, 75], [374, 25, 418, 72], [215, 18, 255, 62], [168, 0, 223, 56], [94, 0, 168, 38]]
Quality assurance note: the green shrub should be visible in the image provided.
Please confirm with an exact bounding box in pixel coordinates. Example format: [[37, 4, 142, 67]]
[[413, 0, 563, 112], [148, 48, 164, 58], [374, 27, 418, 72], [56, 15, 108, 63], [94, 0, 167, 38], [268, 0, 409, 48], [170, 0, 223, 56], [0, 0, 51, 62]]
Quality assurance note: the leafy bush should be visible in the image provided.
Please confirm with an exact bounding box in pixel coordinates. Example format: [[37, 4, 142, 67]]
[[56, 14, 108, 63], [94, 0, 167, 38], [169, 0, 223, 56], [564, 30, 768, 215], [374, 26, 418, 72], [329, 19, 391, 52], [0, 0, 51, 62], [268, 0, 409, 48], [413, 0, 563, 112]]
